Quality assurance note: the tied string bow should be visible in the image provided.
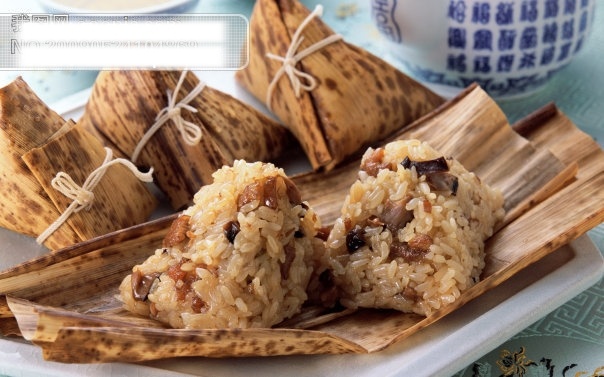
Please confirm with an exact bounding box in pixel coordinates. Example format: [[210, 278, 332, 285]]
[[131, 71, 206, 162], [265, 5, 342, 112], [36, 147, 154, 245]]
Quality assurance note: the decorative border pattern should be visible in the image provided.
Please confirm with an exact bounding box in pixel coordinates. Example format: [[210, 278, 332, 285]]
[[513, 278, 604, 345]]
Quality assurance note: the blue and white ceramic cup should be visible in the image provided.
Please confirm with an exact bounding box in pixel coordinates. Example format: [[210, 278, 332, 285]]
[[371, 0, 595, 98]]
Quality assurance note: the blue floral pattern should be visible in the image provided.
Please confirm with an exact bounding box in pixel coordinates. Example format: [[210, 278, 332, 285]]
[[372, 0, 595, 97]]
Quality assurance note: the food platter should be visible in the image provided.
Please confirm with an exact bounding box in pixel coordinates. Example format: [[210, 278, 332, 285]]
[[0, 68, 603, 376], [0, 228, 601, 376]]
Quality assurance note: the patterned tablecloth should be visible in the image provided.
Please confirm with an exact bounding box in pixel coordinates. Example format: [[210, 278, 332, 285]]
[[0, 1, 602, 376]]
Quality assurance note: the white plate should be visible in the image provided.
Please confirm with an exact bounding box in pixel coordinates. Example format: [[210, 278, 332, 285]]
[[0, 71, 602, 377]]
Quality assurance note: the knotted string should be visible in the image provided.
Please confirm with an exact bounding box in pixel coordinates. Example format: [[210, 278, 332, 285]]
[[131, 71, 206, 162], [265, 5, 342, 112], [36, 147, 154, 245]]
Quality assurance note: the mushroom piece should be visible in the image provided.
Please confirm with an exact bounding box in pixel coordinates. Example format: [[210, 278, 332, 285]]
[[426, 172, 459, 195], [401, 156, 449, 174], [381, 197, 414, 233], [346, 227, 366, 253], [223, 220, 240, 243], [131, 270, 160, 301], [401, 156, 458, 195]]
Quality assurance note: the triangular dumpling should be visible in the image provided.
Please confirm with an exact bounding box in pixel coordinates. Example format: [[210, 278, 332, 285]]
[[236, 0, 444, 170], [80, 70, 294, 210]]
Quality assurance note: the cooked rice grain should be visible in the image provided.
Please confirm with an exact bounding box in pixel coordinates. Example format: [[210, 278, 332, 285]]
[[119, 160, 322, 329], [326, 140, 504, 316]]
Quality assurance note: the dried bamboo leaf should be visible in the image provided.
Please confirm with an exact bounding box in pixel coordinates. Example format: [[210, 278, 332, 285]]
[[41, 325, 363, 362], [502, 161, 578, 229], [0, 214, 176, 282], [0, 318, 20, 337], [21, 121, 157, 248], [79, 70, 293, 210], [279, 306, 356, 329], [0, 77, 65, 154], [236, 0, 331, 168], [0, 217, 173, 309], [0, 86, 602, 363], [0, 297, 20, 337], [0, 77, 80, 249], [482, 171, 603, 276], [4, 298, 363, 362], [0, 77, 127, 251], [516, 104, 603, 177], [293, 84, 569, 226], [235, 0, 444, 170]]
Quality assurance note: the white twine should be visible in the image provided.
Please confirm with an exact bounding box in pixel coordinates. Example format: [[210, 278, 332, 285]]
[[265, 5, 342, 112], [36, 147, 154, 245], [131, 71, 206, 162]]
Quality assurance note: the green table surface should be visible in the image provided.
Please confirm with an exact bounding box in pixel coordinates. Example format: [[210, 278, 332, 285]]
[[0, 1, 602, 376]]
